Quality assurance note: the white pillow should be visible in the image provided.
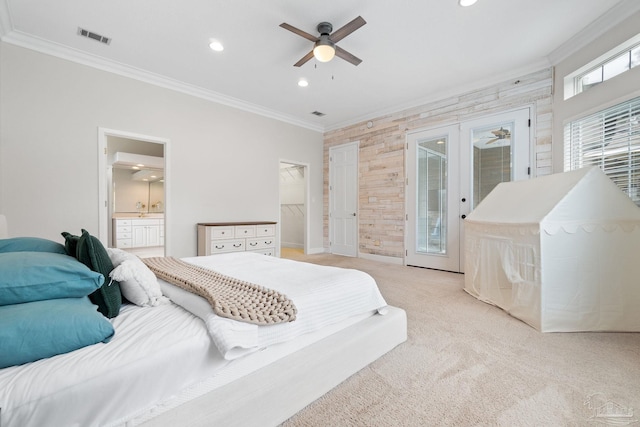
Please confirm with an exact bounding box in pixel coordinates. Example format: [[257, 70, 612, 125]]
[[106, 247, 136, 267], [109, 257, 170, 307]]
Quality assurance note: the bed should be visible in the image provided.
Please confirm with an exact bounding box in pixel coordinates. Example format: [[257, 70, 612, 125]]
[[0, 229, 407, 427]]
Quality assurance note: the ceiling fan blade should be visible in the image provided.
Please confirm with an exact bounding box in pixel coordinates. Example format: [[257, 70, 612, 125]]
[[294, 50, 315, 67], [335, 45, 362, 66], [330, 16, 366, 43], [279, 23, 318, 42]]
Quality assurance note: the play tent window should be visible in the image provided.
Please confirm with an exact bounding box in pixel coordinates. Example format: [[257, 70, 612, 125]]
[[564, 96, 640, 206]]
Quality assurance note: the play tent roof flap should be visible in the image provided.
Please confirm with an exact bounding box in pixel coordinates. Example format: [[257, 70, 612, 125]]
[[466, 166, 640, 234]]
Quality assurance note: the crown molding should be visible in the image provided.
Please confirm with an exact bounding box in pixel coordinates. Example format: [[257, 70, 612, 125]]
[[325, 59, 552, 132], [0, 28, 324, 133], [546, 0, 640, 66]]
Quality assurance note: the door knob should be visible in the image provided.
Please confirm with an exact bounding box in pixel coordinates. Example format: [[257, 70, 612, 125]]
[[461, 197, 466, 202], [352, 213, 357, 216], [461, 214, 466, 219]]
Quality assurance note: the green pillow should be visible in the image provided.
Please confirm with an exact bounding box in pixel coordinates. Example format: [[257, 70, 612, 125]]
[[61, 231, 80, 257], [0, 297, 115, 368], [0, 252, 104, 305], [76, 229, 122, 318], [0, 237, 66, 254]]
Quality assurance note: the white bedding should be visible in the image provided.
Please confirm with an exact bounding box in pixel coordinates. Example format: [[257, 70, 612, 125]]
[[0, 253, 391, 427], [0, 303, 222, 427], [161, 252, 388, 360]]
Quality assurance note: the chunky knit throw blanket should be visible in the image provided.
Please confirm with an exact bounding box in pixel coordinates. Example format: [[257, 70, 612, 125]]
[[142, 257, 297, 325]]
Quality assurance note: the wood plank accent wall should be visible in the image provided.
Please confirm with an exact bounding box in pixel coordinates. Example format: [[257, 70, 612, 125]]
[[323, 68, 553, 260]]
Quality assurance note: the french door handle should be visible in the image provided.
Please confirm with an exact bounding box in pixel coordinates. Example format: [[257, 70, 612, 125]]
[[352, 213, 357, 216]]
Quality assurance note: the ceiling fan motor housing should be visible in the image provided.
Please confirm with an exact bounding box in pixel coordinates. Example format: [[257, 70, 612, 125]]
[[317, 22, 333, 35]]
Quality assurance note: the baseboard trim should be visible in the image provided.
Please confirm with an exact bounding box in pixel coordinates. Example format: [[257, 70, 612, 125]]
[[358, 252, 404, 265]]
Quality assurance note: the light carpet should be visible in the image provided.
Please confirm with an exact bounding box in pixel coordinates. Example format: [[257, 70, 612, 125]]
[[279, 249, 640, 427]]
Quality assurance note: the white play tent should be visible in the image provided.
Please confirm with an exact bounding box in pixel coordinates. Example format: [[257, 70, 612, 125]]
[[464, 166, 640, 332]]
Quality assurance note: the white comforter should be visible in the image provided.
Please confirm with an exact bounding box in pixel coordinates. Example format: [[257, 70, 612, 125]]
[[160, 252, 388, 360]]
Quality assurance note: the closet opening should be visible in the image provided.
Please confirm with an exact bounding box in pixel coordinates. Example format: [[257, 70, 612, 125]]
[[279, 161, 308, 256]]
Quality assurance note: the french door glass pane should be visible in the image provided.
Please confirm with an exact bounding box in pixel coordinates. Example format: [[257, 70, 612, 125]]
[[472, 122, 513, 209], [416, 136, 447, 254]]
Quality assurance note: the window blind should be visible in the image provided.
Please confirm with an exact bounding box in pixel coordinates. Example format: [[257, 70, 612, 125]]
[[565, 96, 640, 205]]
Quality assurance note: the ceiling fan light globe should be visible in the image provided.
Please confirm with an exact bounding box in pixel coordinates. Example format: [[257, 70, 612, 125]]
[[313, 36, 336, 62], [314, 44, 335, 62]]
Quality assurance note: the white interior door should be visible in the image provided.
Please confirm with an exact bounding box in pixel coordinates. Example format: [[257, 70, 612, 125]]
[[329, 142, 358, 257], [406, 108, 531, 272]]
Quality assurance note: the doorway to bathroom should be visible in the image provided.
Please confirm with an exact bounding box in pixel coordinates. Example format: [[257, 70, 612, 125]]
[[98, 128, 169, 257]]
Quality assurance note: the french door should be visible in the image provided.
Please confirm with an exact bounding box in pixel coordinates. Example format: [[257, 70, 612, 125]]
[[406, 108, 531, 272]]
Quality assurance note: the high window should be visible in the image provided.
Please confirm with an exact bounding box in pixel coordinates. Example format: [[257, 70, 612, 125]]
[[564, 96, 640, 205], [564, 33, 640, 100], [575, 43, 640, 94]]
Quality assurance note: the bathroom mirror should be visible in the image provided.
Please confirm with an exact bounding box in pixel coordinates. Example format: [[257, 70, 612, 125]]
[[112, 168, 164, 213]]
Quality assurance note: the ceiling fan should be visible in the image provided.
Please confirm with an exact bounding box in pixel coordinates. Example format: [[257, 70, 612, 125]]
[[482, 127, 511, 144], [279, 16, 366, 67]]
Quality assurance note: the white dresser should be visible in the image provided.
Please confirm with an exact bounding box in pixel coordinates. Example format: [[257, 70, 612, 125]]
[[113, 217, 165, 249], [197, 222, 277, 256]]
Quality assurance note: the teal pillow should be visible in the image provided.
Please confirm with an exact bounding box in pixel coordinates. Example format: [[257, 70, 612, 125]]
[[0, 297, 115, 368], [0, 252, 104, 306], [76, 229, 122, 318], [61, 232, 80, 257], [0, 237, 66, 254]]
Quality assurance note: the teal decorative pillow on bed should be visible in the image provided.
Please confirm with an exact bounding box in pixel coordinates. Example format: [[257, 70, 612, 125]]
[[0, 252, 104, 306], [0, 237, 66, 254], [0, 296, 115, 368], [76, 229, 122, 318]]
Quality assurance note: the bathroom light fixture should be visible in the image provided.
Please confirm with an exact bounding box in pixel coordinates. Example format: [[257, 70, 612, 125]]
[[313, 35, 335, 62], [209, 40, 224, 52], [459, 0, 478, 6], [298, 79, 309, 87]]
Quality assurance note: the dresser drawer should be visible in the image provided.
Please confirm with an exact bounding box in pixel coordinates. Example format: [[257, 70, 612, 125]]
[[234, 225, 256, 238], [209, 239, 245, 254], [256, 224, 275, 237], [116, 231, 132, 239], [116, 219, 132, 226], [246, 237, 275, 250], [247, 248, 275, 256], [210, 226, 234, 239], [116, 239, 133, 248], [117, 226, 132, 234]]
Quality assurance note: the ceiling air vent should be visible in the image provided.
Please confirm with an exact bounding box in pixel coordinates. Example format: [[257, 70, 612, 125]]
[[311, 111, 326, 117], [77, 27, 111, 45]]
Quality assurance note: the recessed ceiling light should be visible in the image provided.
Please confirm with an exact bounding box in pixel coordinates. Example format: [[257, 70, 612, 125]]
[[209, 40, 224, 52], [459, 0, 477, 6], [298, 79, 309, 87]]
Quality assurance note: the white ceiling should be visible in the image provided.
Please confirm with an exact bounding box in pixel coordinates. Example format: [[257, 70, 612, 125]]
[[0, 0, 636, 132]]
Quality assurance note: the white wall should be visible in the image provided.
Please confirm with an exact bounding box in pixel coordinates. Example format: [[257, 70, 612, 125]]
[[0, 42, 324, 257], [552, 9, 640, 173]]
